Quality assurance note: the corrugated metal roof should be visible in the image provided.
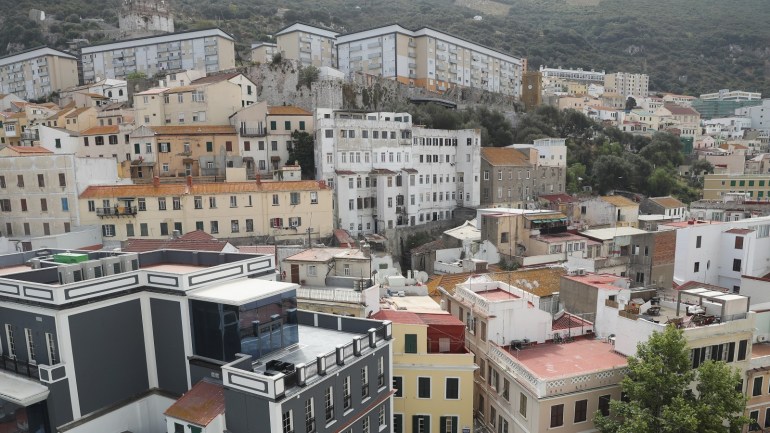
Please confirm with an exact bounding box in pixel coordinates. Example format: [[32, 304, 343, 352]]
[[164, 380, 224, 426]]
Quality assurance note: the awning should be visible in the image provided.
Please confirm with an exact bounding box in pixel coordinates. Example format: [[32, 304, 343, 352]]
[[270, 156, 281, 161], [0, 371, 50, 406]]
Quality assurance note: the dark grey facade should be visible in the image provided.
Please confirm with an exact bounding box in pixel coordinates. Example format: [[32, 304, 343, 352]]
[[480, 149, 566, 207]]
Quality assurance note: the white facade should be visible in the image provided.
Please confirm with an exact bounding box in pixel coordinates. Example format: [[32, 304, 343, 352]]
[[80, 28, 235, 83], [666, 216, 770, 291], [736, 99, 770, 132], [538, 66, 605, 82], [315, 110, 481, 236], [701, 89, 762, 101], [605, 71, 649, 98], [527, 137, 567, 167], [38, 126, 81, 153]]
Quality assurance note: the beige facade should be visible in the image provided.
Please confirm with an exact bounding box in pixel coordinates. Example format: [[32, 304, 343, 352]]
[[703, 174, 770, 200], [274, 23, 338, 67], [250, 43, 279, 63], [604, 72, 649, 98], [78, 179, 333, 242], [0, 47, 79, 100]]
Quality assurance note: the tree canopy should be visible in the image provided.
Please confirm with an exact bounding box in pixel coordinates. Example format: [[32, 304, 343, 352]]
[[287, 131, 315, 179], [594, 326, 748, 433]]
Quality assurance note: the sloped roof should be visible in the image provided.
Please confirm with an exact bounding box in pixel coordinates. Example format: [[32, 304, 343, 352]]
[[267, 106, 312, 116], [481, 147, 531, 166], [163, 85, 203, 94], [649, 196, 685, 209], [411, 239, 446, 254], [123, 238, 229, 253], [190, 72, 241, 85], [81, 125, 120, 135], [178, 230, 217, 241], [150, 125, 236, 135], [552, 312, 592, 331], [236, 245, 276, 255], [1, 145, 53, 155], [664, 103, 700, 116], [539, 193, 576, 203], [79, 180, 328, 198], [64, 107, 92, 118], [164, 380, 225, 426], [600, 195, 637, 207]]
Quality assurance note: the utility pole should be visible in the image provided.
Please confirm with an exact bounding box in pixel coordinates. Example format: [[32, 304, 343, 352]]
[[306, 227, 313, 248]]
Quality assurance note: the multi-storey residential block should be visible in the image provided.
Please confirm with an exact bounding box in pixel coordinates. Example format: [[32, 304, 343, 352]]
[[250, 42, 279, 63], [80, 28, 235, 83], [701, 89, 762, 101], [373, 300, 475, 433], [315, 110, 481, 236], [0, 146, 122, 247], [77, 177, 333, 243], [0, 47, 79, 100], [231, 102, 314, 176], [0, 246, 394, 433], [480, 147, 566, 208], [703, 173, 770, 200], [604, 71, 649, 98], [736, 99, 770, 132], [274, 23, 338, 67], [336, 24, 523, 96]]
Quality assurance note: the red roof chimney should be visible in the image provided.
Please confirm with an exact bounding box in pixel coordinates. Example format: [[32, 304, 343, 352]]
[[255, 174, 261, 185], [186, 175, 193, 188], [153, 176, 160, 188]]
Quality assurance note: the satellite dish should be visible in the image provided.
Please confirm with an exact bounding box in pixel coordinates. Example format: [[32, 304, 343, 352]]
[[416, 271, 429, 283]]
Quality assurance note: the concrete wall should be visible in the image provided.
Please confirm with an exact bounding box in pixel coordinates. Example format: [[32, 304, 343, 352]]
[[59, 392, 174, 433]]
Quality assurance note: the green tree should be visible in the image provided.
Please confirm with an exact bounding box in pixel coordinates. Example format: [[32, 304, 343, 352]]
[[296, 65, 319, 90], [287, 131, 315, 179], [566, 163, 587, 193], [592, 155, 632, 194], [594, 326, 747, 433], [647, 167, 677, 197], [691, 159, 715, 177]]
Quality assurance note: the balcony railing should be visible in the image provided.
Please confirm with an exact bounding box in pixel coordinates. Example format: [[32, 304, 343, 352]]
[[240, 127, 267, 137], [96, 206, 137, 217], [0, 355, 39, 379]]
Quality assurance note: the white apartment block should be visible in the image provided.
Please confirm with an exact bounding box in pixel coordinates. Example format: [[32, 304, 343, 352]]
[[274, 23, 338, 67], [0, 47, 79, 100], [80, 28, 235, 83], [336, 24, 523, 96], [736, 99, 770, 132], [604, 71, 649, 98], [538, 66, 605, 83], [700, 89, 762, 101], [315, 110, 481, 236]]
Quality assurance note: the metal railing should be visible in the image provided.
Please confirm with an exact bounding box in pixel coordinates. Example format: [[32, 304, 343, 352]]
[[96, 206, 137, 217], [0, 355, 39, 379]]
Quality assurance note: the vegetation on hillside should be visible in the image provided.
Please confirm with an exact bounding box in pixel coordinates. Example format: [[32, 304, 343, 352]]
[[1, 0, 768, 96]]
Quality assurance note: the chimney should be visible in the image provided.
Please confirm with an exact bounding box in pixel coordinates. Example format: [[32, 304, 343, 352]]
[[318, 180, 326, 189], [153, 176, 160, 188], [255, 174, 261, 185], [186, 175, 193, 188]]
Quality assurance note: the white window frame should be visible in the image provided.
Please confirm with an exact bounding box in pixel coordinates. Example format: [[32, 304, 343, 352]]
[[46, 332, 57, 365], [25, 328, 36, 364], [5, 324, 16, 358]]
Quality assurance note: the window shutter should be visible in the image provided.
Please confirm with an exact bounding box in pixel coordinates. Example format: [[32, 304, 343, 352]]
[[134, 143, 140, 154], [452, 416, 457, 433], [412, 416, 420, 433], [297, 217, 301, 226], [439, 417, 447, 433]]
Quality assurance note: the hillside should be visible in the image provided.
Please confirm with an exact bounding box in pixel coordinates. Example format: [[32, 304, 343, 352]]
[[1, 0, 769, 96]]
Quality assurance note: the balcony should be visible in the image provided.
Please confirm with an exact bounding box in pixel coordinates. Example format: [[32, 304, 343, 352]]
[[96, 206, 138, 217], [21, 130, 39, 141], [240, 126, 267, 137], [0, 355, 39, 379]]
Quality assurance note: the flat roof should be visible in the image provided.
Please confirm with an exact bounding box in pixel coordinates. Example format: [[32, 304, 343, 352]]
[[188, 278, 297, 306], [255, 324, 361, 370], [0, 370, 50, 406], [581, 227, 649, 240], [382, 295, 444, 314], [507, 338, 627, 380], [81, 28, 233, 53], [476, 288, 520, 301], [141, 263, 209, 274]]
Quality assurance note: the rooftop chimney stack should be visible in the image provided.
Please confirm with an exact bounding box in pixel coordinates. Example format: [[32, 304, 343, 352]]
[[255, 174, 261, 185], [186, 175, 193, 188], [153, 176, 160, 188]]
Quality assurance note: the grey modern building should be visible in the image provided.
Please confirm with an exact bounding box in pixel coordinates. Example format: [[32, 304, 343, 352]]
[[0, 247, 393, 433]]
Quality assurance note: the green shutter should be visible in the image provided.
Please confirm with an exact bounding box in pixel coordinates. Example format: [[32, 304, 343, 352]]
[[206, 141, 213, 152], [440, 416, 447, 433], [452, 416, 458, 433], [270, 121, 277, 130], [405, 334, 417, 353], [134, 143, 140, 154], [285, 120, 291, 130], [299, 121, 306, 130]]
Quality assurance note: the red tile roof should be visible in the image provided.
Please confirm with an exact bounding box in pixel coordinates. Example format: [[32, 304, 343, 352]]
[[190, 72, 241, 85], [2, 145, 53, 155], [664, 103, 700, 116], [334, 229, 356, 248], [539, 193, 576, 203], [80, 180, 328, 198], [164, 380, 225, 426], [552, 312, 592, 331], [267, 106, 312, 116], [178, 230, 217, 241], [150, 125, 236, 135], [81, 125, 120, 135], [674, 280, 729, 293], [725, 228, 754, 235], [237, 245, 276, 255], [123, 238, 228, 253], [481, 147, 531, 166], [649, 196, 686, 209]]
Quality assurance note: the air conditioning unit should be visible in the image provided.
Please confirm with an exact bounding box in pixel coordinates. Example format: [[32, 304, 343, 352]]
[[120, 253, 140, 271], [58, 264, 83, 285], [577, 268, 586, 276], [80, 260, 103, 280], [101, 256, 123, 276]]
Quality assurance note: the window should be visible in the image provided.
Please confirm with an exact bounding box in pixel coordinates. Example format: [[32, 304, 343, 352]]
[[230, 195, 238, 208], [17, 175, 24, 188], [405, 334, 417, 353], [194, 196, 203, 209], [20, 199, 27, 212], [733, 259, 742, 272], [289, 217, 301, 228], [738, 339, 748, 361], [413, 415, 429, 433], [418, 377, 431, 398], [696, 235, 702, 248], [245, 219, 254, 232], [102, 224, 116, 237], [550, 404, 564, 428], [362, 417, 370, 433], [305, 397, 315, 433], [282, 410, 293, 433], [694, 262, 700, 273], [753, 376, 763, 396], [210, 221, 219, 234], [58, 173, 66, 187], [126, 223, 135, 237], [25, 328, 36, 364], [158, 197, 167, 210], [574, 399, 587, 423], [310, 192, 318, 204], [598, 394, 611, 416], [502, 378, 509, 400], [270, 218, 284, 228], [439, 416, 457, 433], [45, 333, 57, 365], [393, 376, 403, 397], [172, 197, 181, 210], [519, 393, 527, 418], [37, 174, 45, 187], [173, 423, 184, 433], [140, 223, 148, 236], [160, 222, 168, 236], [290, 192, 300, 205], [361, 366, 369, 398], [324, 386, 334, 422], [138, 198, 146, 211], [231, 220, 240, 233], [5, 325, 16, 358], [270, 121, 277, 130], [750, 411, 759, 431], [209, 197, 217, 208], [0, 176, 4, 188], [445, 378, 459, 399], [378, 356, 385, 387], [735, 236, 744, 249], [378, 405, 386, 428], [343, 263, 350, 276]]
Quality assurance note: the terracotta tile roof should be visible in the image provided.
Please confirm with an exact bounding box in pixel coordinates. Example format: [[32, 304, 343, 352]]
[[163, 85, 203, 94], [178, 230, 217, 241], [552, 312, 592, 331], [649, 196, 685, 209], [82, 92, 108, 99], [267, 106, 312, 116], [370, 168, 397, 175], [135, 87, 169, 95], [725, 228, 754, 235], [335, 169, 356, 175], [81, 125, 120, 135], [402, 168, 418, 174], [164, 380, 225, 426], [65, 107, 92, 118], [720, 143, 749, 150], [674, 280, 729, 293], [539, 193, 576, 203], [190, 72, 241, 85], [334, 229, 356, 248], [427, 267, 566, 299], [600, 195, 638, 207], [237, 245, 276, 255], [481, 147, 531, 166], [664, 103, 700, 116], [150, 125, 236, 135], [2, 145, 53, 155], [79, 180, 328, 198], [123, 238, 228, 253]]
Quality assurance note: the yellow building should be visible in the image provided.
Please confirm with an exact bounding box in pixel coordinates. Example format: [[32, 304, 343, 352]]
[[78, 178, 334, 242], [703, 174, 770, 200], [273, 23, 338, 67], [0, 47, 80, 100], [373, 303, 476, 433], [250, 42, 279, 63]]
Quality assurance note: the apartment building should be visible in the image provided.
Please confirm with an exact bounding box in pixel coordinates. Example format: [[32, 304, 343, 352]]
[[77, 177, 333, 242], [0, 47, 79, 100], [274, 23, 338, 67], [134, 72, 257, 127], [655, 103, 701, 139], [336, 24, 523, 96], [604, 72, 649, 98], [315, 110, 481, 236], [701, 89, 762, 101], [0, 147, 122, 246], [230, 101, 314, 176], [480, 147, 566, 208], [736, 99, 770, 132], [703, 173, 770, 200], [441, 275, 622, 433], [80, 28, 235, 83], [577, 195, 640, 229], [639, 196, 687, 221], [0, 246, 394, 433], [250, 42, 279, 63], [373, 303, 475, 433]]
